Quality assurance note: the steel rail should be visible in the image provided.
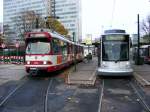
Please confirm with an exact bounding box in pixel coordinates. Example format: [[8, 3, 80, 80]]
[[44, 79, 53, 112], [98, 79, 104, 112], [130, 82, 150, 112], [0, 79, 27, 107]]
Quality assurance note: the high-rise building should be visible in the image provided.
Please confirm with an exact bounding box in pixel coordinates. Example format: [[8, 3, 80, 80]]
[[3, 0, 51, 40], [51, 0, 82, 42], [4, 0, 82, 42]]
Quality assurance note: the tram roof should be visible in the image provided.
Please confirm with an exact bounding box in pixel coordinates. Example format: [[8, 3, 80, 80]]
[[26, 29, 85, 47]]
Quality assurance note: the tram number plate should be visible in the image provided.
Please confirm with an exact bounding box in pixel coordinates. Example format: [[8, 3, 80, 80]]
[[30, 68, 37, 70]]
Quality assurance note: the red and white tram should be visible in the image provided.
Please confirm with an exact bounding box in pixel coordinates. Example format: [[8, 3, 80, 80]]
[[25, 29, 84, 74]]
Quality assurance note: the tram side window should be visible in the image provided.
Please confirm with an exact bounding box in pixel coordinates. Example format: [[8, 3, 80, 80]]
[[80, 47, 83, 54], [71, 44, 73, 53], [60, 41, 67, 55], [81, 47, 84, 54], [75, 45, 77, 54], [67, 43, 72, 54], [52, 38, 61, 54], [77, 46, 79, 54]]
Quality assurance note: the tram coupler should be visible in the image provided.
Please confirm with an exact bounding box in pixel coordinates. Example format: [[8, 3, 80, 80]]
[[29, 69, 39, 76]]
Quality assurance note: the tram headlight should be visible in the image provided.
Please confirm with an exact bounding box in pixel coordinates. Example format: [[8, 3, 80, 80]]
[[102, 62, 107, 68], [125, 62, 131, 68], [27, 61, 30, 65], [43, 61, 47, 65]]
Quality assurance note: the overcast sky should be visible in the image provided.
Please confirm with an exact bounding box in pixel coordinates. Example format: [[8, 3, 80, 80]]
[[82, 0, 150, 39], [0, 0, 150, 38]]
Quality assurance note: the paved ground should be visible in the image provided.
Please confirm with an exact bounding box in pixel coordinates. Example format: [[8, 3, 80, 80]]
[[101, 79, 148, 112], [0, 64, 26, 85], [133, 64, 150, 86], [133, 64, 150, 105], [0, 64, 101, 112], [0, 61, 149, 112], [67, 57, 97, 85]]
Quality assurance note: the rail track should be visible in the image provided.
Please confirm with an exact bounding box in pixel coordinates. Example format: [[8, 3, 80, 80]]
[[0, 76, 27, 107], [0, 76, 55, 112], [44, 79, 53, 112], [98, 78, 150, 112], [130, 81, 150, 112], [0, 71, 149, 112]]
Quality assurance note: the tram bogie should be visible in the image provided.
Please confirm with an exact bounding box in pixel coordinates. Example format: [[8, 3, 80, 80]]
[[97, 29, 133, 76]]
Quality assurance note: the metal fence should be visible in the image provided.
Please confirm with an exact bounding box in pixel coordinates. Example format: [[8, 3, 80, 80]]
[[0, 49, 25, 64]]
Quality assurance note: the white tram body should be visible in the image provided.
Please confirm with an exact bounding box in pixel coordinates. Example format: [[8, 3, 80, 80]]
[[97, 29, 133, 76], [25, 29, 84, 74]]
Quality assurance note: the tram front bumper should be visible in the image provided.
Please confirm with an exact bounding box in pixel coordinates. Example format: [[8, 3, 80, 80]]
[[97, 68, 133, 76]]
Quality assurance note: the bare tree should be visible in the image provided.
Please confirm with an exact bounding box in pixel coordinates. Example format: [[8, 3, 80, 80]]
[[12, 10, 69, 40], [141, 15, 150, 43], [141, 15, 150, 35], [12, 10, 45, 40], [3, 24, 15, 43]]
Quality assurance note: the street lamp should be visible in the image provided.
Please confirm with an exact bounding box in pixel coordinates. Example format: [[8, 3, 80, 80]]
[[137, 14, 140, 65]]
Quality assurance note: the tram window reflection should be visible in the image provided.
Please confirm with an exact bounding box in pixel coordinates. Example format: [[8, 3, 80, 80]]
[[102, 42, 129, 61]]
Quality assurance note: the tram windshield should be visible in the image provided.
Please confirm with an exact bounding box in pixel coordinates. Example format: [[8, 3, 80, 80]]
[[102, 36, 129, 61], [26, 42, 50, 54]]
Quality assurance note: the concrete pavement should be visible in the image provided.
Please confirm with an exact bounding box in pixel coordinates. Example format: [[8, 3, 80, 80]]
[[67, 57, 97, 85], [0, 64, 26, 85], [133, 64, 150, 86]]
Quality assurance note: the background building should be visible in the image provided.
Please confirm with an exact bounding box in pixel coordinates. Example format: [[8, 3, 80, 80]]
[[0, 23, 2, 33], [3, 0, 51, 41], [4, 0, 82, 42], [51, 0, 82, 42], [131, 34, 138, 46]]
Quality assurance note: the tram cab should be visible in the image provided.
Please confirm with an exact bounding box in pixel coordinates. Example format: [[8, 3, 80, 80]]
[[97, 29, 133, 76]]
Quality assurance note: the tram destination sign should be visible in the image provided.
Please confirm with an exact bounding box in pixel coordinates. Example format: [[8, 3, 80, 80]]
[[104, 35, 127, 41], [104, 29, 126, 34], [29, 33, 46, 38]]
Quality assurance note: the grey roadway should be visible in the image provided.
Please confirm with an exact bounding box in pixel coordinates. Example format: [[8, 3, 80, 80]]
[[0, 64, 101, 112], [0, 64, 26, 85]]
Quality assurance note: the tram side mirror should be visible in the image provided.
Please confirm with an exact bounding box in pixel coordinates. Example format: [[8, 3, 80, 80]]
[[129, 37, 132, 47], [130, 41, 132, 47], [126, 35, 132, 47]]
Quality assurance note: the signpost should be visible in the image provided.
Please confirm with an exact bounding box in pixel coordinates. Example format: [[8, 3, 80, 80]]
[[72, 32, 76, 71], [2, 43, 6, 63], [16, 42, 19, 64]]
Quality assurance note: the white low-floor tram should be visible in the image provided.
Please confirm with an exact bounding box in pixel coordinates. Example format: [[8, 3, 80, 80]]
[[97, 29, 133, 76]]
